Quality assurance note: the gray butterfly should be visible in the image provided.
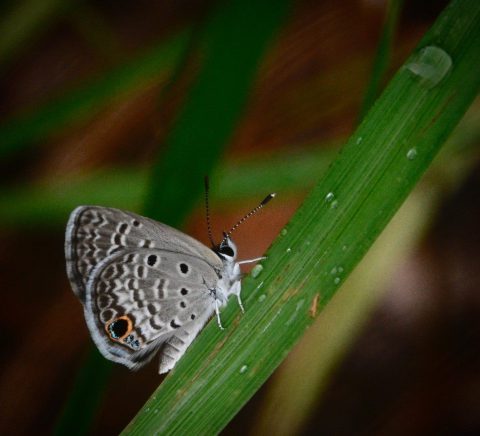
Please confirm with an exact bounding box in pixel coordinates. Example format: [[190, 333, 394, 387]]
[[65, 190, 274, 373]]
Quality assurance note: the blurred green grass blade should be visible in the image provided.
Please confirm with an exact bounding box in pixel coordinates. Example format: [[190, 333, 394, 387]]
[[0, 31, 190, 158], [1, 100, 479, 228], [212, 146, 338, 201], [0, 145, 338, 227], [0, 168, 147, 227], [54, 350, 112, 436], [143, 0, 293, 224], [66, 1, 123, 63], [0, 0, 69, 69], [54, 1, 292, 434], [122, 1, 480, 434], [358, 0, 403, 120]]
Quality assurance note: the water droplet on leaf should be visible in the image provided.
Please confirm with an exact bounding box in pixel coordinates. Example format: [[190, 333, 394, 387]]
[[251, 264, 263, 278], [406, 148, 417, 160], [405, 46, 452, 89], [325, 192, 335, 203]]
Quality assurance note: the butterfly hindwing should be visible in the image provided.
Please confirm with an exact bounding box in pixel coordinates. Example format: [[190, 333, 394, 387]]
[[83, 248, 217, 369], [158, 322, 212, 373]]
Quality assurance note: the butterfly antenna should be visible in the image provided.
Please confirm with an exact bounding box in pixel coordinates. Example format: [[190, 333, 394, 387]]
[[204, 176, 216, 247], [222, 192, 276, 243]]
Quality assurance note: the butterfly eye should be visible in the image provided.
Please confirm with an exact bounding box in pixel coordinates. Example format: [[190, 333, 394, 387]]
[[217, 236, 237, 259], [219, 246, 234, 257]]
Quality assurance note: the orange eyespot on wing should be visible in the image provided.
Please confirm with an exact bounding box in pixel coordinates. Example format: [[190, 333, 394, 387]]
[[106, 315, 133, 341]]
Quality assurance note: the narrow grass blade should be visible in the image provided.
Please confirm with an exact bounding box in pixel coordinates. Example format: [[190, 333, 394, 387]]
[[122, 1, 480, 434], [143, 0, 292, 224], [0, 145, 338, 227], [54, 1, 292, 434], [54, 351, 112, 436], [0, 31, 190, 158], [358, 0, 403, 120], [0, 0, 69, 69]]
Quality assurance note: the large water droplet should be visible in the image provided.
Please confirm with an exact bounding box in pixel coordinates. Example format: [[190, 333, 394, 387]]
[[356, 136, 363, 145], [251, 264, 263, 278], [281, 228, 288, 236], [405, 46, 452, 89], [406, 148, 417, 160], [325, 192, 335, 203], [325, 192, 339, 209], [258, 294, 266, 303], [334, 277, 341, 285], [239, 365, 248, 374]]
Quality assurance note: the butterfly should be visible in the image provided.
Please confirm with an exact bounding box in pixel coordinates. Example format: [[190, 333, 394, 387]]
[[65, 181, 274, 373]]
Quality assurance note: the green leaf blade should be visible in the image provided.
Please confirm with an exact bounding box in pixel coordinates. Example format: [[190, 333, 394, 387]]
[[123, 1, 480, 434]]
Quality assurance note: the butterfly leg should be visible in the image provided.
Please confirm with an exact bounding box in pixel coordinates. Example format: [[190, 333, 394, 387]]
[[237, 294, 245, 313], [238, 256, 266, 265], [207, 283, 225, 330], [214, 299, 224, 330], [230, 280, 244, 313]]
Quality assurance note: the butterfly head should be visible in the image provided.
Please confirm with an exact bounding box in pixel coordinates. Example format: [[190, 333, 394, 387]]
[[215, 233, 237, 262], [203, 176, 275, 263]]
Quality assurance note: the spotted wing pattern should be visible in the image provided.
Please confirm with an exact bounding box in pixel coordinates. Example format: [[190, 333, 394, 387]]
[[65, 206, 223, 372], [65, 206, 222, 302], [84, 248, 217, 370]]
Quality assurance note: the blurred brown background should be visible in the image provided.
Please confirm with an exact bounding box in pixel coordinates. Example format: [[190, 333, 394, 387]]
[[1, 0, 479, 435]]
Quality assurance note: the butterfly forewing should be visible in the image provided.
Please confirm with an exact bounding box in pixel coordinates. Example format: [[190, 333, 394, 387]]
[[65, 206, 222, 301]]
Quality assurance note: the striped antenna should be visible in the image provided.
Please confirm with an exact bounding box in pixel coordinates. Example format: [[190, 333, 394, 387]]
[[222, 192, 276, 244], [204, 176, 216, 247]]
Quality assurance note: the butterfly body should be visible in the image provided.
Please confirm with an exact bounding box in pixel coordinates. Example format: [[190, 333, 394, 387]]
[[65, 206, 243, 373]]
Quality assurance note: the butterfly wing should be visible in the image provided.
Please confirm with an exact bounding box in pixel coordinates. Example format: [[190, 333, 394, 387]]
[[84, 248, 218, 370], [65, 206, 224, 371], [158, 324, 210, 373], [65, 206, 222, 302]]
